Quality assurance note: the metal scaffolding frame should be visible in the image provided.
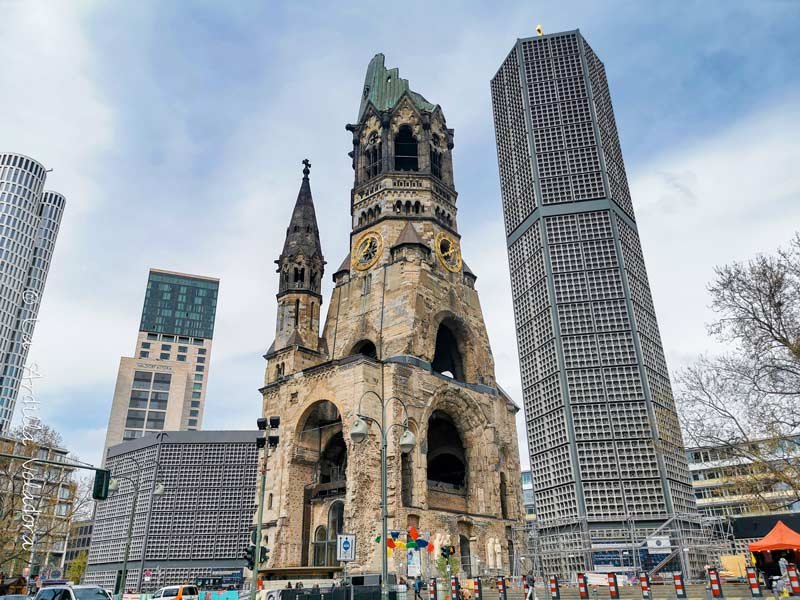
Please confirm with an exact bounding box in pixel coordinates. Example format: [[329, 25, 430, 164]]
[[515, 513, 732, 583]]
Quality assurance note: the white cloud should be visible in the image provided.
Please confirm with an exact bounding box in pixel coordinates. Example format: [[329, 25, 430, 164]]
[[630, 99, 800, 372]]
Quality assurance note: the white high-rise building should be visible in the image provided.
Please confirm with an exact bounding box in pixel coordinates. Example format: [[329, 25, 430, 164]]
[[0, 152, 65, 432]]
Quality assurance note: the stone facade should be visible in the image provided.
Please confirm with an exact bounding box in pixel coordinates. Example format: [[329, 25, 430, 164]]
[[258, 54, 524, 579]]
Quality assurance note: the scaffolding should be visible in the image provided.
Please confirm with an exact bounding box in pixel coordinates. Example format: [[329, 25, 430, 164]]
[[516, 513, 732, 583]]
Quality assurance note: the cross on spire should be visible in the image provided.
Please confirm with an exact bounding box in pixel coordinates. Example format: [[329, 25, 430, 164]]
[[302, 158, 311, 178]]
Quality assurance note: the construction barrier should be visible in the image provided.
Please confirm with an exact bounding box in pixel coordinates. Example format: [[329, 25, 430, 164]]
[[429, 578, 437, 600], [577, 573, 588, 600], [639, 573, 651, 600], [496, 577, 507, 600], [673, 573, 687, 599], [473, 578, 482, 600], [745, 567, 762, 598], [708, 568, 724, 599], [548, 576, 559, 600], [789, 564, 800, 596], [607, 573, 619, 600], [451, 576, 459, 600]]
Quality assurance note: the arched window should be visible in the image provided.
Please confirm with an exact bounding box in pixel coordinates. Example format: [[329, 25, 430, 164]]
[[395, 125, 418, 171], [405, 201, 412, 214], [366, 144, 382, 179], [426, 411, 466, 493], [432, 321, 465, 382], [268, 493, 273, 510], [326, 501, 345, 565], [413, 201, 421, 214], [350, 339, 377, 359], [431, 138, 443, 179], [394, 200, 402, 213], [367, 208, 374, 221], [313, 526, 327, 566]]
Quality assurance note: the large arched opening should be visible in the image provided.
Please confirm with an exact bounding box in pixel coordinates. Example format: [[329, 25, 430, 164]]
[[350, 339, 377, 360], [296, 400, 345, 566], [432, 321, 465, 382], [426, 411, 466, 492]]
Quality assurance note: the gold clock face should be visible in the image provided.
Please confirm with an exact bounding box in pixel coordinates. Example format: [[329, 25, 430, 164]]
[[435, 232, 462, 272], [352, 230, 384, 271]]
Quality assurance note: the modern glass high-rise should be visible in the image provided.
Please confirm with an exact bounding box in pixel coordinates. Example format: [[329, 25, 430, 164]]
[[101, 269, 219, 462], [0, 152, 65, 433], [491, 31, 699, 575]]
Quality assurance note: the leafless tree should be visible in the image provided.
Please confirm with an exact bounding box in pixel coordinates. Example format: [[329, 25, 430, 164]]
[[0, 427, 93, 575], [677, 234, 800, 511]]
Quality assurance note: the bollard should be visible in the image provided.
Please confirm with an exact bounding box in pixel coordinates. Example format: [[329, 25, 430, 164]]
[[607, 573, 619, 600], [496, 577, 507, 600], [548, 577, 559, 600], [673, 573, 687, 600], [744, 567, 762, 598], [639, 573, 651, 600], [430, 578, 438, 600], [451, 577, 459, 600], [474, 577, 483, 600], [788, 564, 800, 596], [707, 568, 723, 599], [577, 573, 589, 600]]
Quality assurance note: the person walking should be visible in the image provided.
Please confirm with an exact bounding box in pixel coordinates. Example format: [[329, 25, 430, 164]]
[[414, 577, 423, 600]]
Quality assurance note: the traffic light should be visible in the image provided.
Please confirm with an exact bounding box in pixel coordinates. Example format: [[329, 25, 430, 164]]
[[243, 545, 255, 570], [450, 545, 456, 556], [92, 469, 111, 500], [260, 546, 269, 564], [441, 546, 450, 559]]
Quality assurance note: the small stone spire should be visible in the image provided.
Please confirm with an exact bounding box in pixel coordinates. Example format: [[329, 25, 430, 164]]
[[276, 159, 325, 295]]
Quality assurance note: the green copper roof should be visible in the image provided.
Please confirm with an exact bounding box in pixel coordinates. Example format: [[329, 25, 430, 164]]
[[358, 53, 435, 121]]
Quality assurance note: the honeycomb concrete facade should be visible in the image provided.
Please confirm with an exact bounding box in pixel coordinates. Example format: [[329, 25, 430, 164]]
[[257, 54, 525, 580], [490, 30, 699, 576]]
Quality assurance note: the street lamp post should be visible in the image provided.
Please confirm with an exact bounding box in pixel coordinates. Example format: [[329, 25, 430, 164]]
[[250, 416, 280, 600], [108, 457, 165, 594], [350, 392, 416, 600]]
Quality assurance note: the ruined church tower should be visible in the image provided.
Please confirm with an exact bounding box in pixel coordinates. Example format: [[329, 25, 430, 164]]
[[258, 54, 524, 579]]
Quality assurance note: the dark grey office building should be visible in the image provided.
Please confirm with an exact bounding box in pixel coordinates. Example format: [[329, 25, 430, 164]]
[[490, 30, 703, 576], [85, 431, 257, 592]]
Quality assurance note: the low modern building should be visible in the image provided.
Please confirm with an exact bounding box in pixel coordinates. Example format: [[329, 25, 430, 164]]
[[64, 519, 94, 578], [687, 439, 800, 518], [85, 431, 258, 592], [101, 269, 219, 461], [0, 433, 78, 576], [521, 470, 535, 520]]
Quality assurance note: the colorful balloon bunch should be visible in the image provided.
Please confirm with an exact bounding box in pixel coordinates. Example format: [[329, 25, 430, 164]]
[[376, 527, 433, 558]]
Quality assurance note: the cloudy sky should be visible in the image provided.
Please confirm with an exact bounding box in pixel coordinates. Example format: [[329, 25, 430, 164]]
[[2, 1, 799, 468]]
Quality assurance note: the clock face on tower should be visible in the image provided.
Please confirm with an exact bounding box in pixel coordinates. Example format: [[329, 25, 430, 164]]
[[435, 231, 462, 272], [352, 230, 384, 271]]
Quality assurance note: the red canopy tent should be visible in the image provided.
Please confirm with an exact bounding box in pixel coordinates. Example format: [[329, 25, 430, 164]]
[[749, 520, 800, 552]]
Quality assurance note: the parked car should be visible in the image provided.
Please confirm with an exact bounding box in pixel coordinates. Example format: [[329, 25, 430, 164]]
[[34, 585, 112, 600], [152, 585, 200, 600]]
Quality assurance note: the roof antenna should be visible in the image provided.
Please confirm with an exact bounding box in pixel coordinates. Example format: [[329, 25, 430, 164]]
[[536, 24, 544, 36]]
